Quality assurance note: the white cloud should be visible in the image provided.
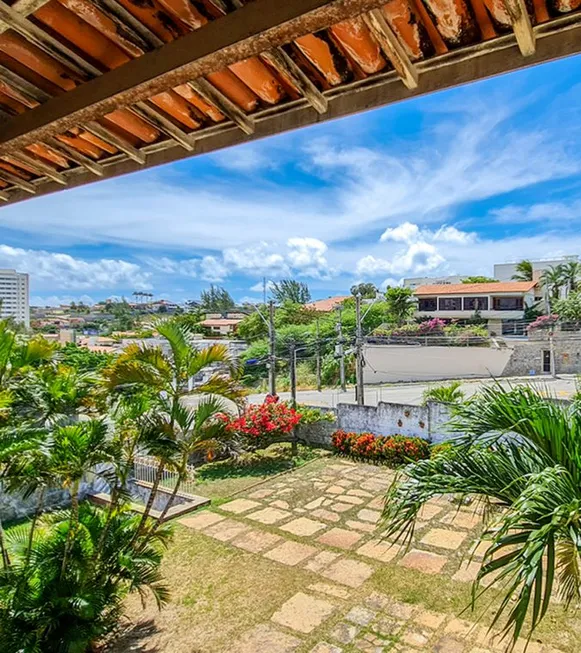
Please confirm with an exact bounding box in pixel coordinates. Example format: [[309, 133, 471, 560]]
[[490, 200, 581, 224], [212, 144, 274, 173], [286, 237, 331, 279], [250, 280, 274, 292], [380, 222, 420, 243], [31, 294, 95, 307], [223, 242, 288, 275], [0, 245, 150, 291], [432, 225, 475, 244], [200, 256, 228, 282]]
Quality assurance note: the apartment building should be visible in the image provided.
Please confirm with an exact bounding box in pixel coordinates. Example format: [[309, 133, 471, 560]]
[[0, 270, 29, 328], [414, 281, 538, 335], [494, 256, 579, 282]]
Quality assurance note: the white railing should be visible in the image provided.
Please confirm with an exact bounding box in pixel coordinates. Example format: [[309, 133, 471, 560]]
[[133, 455, 198, 497]]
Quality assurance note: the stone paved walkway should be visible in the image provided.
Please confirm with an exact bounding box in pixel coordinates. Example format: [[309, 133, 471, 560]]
[[179, 458, 567, 653]]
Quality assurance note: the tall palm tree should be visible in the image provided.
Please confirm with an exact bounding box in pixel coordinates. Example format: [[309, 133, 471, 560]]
[[541, 265, 565, 302], [382, 384, 581, 645], [560, 261, 581, 296], [102, 317, 245, 529], [511, 260, 533, 282]]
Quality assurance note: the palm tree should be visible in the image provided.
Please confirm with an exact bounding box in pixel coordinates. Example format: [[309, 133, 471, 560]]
[[382, 384, 581, 645], [102, 317, 245, 529], [511, 260, 533, 282], [541, 265, 565, 302], [560, 261, 581, 296]]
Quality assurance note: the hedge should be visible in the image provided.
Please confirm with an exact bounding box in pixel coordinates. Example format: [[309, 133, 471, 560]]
[[331, 429, 430, 466]]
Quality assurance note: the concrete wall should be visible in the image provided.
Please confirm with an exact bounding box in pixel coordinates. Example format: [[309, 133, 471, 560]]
[[503, 339, 581, 376], [363, 344, 513, 383]]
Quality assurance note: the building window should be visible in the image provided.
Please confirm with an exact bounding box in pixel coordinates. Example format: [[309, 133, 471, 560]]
[[438, 297, 462, 311], [463, 297, 489, 311], [492, 296, 524, 311], [543, 350, 551, 374], [418, 298, 437, 311]]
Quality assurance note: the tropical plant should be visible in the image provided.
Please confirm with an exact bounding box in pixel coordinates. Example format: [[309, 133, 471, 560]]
[[421, 380, 465, 405], [271, 279, 311, 304], [103, 317, 245, 524], [554, 292, 581, 324], [382, 384, 581, 645], [384, 287, 416, 326], [462, 276, 498, 284], [560, 260, 581, 295], [351, 282, 378, 299], [541, 265, 565, 301], [511, 260, 533, 282], [200, 285, 235, 313], [332, 430, 430, 465]]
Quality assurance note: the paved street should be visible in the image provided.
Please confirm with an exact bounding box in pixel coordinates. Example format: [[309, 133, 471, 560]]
[[247, 374, 578, 407]]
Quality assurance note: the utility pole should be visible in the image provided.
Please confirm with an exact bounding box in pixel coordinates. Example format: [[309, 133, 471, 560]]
[[268, 300, 277, 396], [355, 293, 365, 406], [315, 318, 322, 392], [289, 341, 298, 455], [263, 276, 267, 305], [336, 306, 346, 392]]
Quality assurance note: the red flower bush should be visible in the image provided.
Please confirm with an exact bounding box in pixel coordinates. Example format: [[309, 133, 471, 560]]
[[332, 429, 429, 467], [221, 399, 302, 449]]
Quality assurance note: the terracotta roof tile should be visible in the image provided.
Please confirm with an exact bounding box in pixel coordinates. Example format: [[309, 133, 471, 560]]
[[414, 281, 537, 295], [306, 296, 350, 312]]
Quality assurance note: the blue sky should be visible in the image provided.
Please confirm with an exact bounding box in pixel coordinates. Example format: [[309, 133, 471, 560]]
[[2, 53, 581, 307]]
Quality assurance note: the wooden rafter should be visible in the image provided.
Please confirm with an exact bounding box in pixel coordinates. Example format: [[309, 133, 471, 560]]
[[131, 103, 195, 151], [84, 122, 146, 165], [8, 151, 67, 185], [44, 137, 105, 177], [0, 191, 8, 202], [188, 79, 255, 135], [0, 169, 36, 194], [363, 9, 418, 90], [261, 48, 327, 114], [504, 0, 536, 56], [0, 0, 52, 34], [0, 0, 397, 153]]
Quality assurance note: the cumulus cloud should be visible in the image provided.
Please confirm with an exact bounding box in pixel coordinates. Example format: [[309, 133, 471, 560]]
[[223, 242, 288, 276], [286, 237, 331, 279], [0, 245, 150, 291], [380, 222, 420, 243], [200, 256, 228, 282]]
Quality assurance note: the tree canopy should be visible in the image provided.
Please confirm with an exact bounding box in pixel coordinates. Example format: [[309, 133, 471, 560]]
[[200, 285, 235, 313], [511, 259, 533, 282], [271, 280, 311, 304], [462, 276, 498, 284], [350, 282, 378, 299]]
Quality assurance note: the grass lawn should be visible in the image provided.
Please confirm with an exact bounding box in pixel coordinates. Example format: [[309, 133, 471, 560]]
[[193, 443, 327, 503]]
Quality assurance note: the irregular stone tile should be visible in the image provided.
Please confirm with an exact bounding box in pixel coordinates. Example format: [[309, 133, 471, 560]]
[[304, 550, 341, 573], [329, 502, 354, 513], [264, 540, 318, 566], [329, 463, 355, 471], [401, 628, 430, 647], [418, 503, 444, 520], [294, 508, 306, 514], [345, 520, 375, 533], [247, 488, 275, 499], [373, 615, 404, 637], [305, 497, 325, 510], [357, 509, 381, 523], [345, 605, 376, 626], [326, 485, 346, 495], [399, 549, 448, 574], [353, 632, 385, 652], [309, 642, 343, 653], [179, 511, 225, 530], [347, 489, 373, 498], [312, 508, 341, 523], [414, 609, 447, 630], [277, 489, 293, 496], [363, 591, 391, 611], [221, 498, 262, 514], [330, 621, 360, 645], [281, 517, 327, 537], [386, 599, 416, 620], [271, 592, 336, 634], [361, 481, 389, 492], [444, 618, 475, 638], [441, 510, 482, 530], [271, 499, 291, 510], [231, 529, 283, 553], [452, 560, 481, 583], [318, 527, 363, 550], [420, 528, 468, 550], [338, 495, 364, 505], [357, 539, 401, 562], [470, 540, 491, 559], [204, 519, 250, 542], [308, 582, 351, 599], [366, 497, 384, 510], [233, 623, 301, 653], [433, 635, 466, 652], [247, 507, 292, 524], [320, 558, 374, 588]]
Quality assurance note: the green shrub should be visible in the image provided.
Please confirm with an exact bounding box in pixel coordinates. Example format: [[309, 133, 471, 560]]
[[422, 381, 465, 405]]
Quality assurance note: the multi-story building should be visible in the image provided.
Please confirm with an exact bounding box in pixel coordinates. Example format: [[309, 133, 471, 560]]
[[0, 270, 29, 328], [493, 256, 579, 282], [414, 281, 539, 335], [403, 274, 466, 290]]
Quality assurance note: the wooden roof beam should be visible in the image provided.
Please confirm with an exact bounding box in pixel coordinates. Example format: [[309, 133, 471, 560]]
[[0, 0, 52, 35], [0, 0, 395, 154], [363, 9, 418, 89], [131, 102, 195, 151], [44, 137, 105, 176], [8, 150, 67, 185], [84, 122, 146, 165], [261, 48, 327, 114], [0, 170, 36, 194], [0, 2, 100, 77], [0, 191, 8, 202], [504, 0, 536, 56], [188, 79, 254, 135]]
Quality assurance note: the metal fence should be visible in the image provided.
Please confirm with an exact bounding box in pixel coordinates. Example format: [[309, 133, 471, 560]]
[[133, 455, 198, 497]]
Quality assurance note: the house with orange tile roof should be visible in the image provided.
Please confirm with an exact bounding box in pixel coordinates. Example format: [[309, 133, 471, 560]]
[[306, 296, 350, 312], [414, 281, 540, 336]]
